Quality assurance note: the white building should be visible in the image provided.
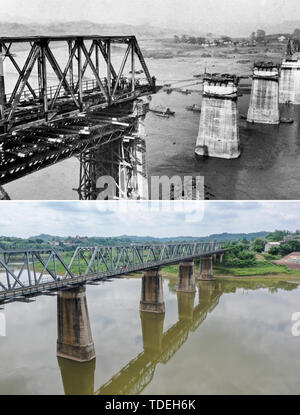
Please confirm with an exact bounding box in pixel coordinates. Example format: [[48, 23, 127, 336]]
[[264, 241, 281, 252]]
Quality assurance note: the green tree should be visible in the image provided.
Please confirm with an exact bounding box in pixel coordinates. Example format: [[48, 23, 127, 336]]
[[252, 238, 266, 253]]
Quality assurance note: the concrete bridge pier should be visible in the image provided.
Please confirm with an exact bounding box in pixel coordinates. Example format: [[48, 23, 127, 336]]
[[140, 268, 165, 313], [214, 252, 224, 263], [57, 286, 96, 362], [195, 74, 240, 159], [247, 62, 280, 124], [177, 261, 196, 293], [57, 356, 95, 395], [140, 310, 165, 355], [198, 256, 215, 281], [279, 58, 300, 104]]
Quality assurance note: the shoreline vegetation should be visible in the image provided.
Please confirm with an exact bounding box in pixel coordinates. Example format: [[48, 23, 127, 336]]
[[160, 262, 300, 280], [3, 231, 300, 282]]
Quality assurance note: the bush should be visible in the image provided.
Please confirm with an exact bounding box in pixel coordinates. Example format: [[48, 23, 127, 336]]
[[264, 253, 282, 260], [223, 245, 256, 267]]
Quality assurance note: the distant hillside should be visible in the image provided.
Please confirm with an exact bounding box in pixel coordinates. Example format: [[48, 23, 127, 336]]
[[264, 20, 300, 36], [0, 20, 172, 38], [31, 231, 268, 243]]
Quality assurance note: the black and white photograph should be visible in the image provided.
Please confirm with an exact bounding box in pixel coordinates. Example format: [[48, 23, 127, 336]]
[[0, 0, 300, 403], [0, 0, 300, 200]]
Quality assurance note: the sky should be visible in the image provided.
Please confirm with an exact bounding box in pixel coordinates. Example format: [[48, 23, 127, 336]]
[[0, 201, 299, 238], [1, 0, 300, 35]]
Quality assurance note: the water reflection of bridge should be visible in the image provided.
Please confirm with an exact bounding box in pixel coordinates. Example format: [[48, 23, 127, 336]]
[[58, 278, 223, 395]]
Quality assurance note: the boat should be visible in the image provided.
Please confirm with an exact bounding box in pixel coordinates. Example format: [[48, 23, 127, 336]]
[[280, 117, 294, 124], [186, 104, 201, 113], [129, 69, 143, 74], [150, 106, 175, 116], [178, 89, 191, 95], [154, 113, 170, 118]]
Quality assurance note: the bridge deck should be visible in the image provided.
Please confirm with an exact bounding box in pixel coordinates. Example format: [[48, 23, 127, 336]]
[[0, 101, 139, 185], [0, 243, 226, 303]]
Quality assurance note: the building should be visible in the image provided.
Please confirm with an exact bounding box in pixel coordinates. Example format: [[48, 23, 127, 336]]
[[283, 234, 300, 242], [264, 241, 282, 252], [278, 35, 286, 42]]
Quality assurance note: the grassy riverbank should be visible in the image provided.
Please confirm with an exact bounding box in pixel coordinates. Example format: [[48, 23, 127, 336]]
[[214, 259, 300, 277], [160, 259, 300, 281]]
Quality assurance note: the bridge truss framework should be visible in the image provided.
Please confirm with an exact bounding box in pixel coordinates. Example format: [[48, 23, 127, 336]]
[[0, 242, 225, 302]]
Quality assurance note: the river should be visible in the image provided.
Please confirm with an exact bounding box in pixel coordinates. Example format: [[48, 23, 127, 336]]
[[0, 275, 300, 394], [3, 43, 300, 200]]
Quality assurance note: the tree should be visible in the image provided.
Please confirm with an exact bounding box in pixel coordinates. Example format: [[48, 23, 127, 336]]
[[196, 37, 205, 45], [266, 230, 289, 242], [252, 238, 266, 253], [221, 36, 232, 43], [256, 29, 266, 42], [250, 32, 256, 40], [293, 28, 300, 38]]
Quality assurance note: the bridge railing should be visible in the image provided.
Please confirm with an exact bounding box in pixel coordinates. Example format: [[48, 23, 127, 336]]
[[0, 242, 226, 295]]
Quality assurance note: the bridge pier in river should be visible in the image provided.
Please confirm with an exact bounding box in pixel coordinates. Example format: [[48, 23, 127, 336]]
[[57, 286, 96, 362], [140, 268, 165, 313], [195, 74, 240, 159], [279, 58, 300, 104], [247, 62, 280, 124], [177, 261, 196, 293], [198, 256, 215, 281]]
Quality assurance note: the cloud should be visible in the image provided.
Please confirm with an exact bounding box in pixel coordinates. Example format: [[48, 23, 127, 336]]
[[0, 201, 299, 238]]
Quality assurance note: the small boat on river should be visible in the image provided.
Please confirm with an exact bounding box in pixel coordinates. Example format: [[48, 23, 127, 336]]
[[150, 105, 175, 116], [186, 104, 201, 113]]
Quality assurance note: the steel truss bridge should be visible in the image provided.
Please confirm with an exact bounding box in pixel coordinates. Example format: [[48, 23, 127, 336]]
[[0, 242, 225, 303], [0, 35, 156, 190]]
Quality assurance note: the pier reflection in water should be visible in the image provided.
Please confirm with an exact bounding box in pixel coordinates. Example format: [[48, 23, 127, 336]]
[[56, 273, 223, 395], [1, 269, 300, 395]]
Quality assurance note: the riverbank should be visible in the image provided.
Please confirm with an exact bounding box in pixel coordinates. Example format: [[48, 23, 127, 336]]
[[159, 260, 300, 281]]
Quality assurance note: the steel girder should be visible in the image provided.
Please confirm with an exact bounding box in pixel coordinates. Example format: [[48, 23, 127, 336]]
[[0, 35, 154, 132], [0, 242, 225, 301]]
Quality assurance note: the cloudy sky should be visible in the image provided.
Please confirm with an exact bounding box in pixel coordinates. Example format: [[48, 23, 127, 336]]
[[1, 0, 299, 35], [0, 201, 299, 238]]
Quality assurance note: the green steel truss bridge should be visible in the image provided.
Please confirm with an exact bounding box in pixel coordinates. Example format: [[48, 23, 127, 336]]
[[0, 242, 225, 303]]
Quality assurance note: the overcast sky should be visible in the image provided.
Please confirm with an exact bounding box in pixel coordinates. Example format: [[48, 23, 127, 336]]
[[0, 201, 299, 238], [1, 0, 300, 35]]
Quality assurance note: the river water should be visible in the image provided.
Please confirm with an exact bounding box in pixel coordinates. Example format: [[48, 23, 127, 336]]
[[1, 275, 300, 395], [3, 45, 300, 200]]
